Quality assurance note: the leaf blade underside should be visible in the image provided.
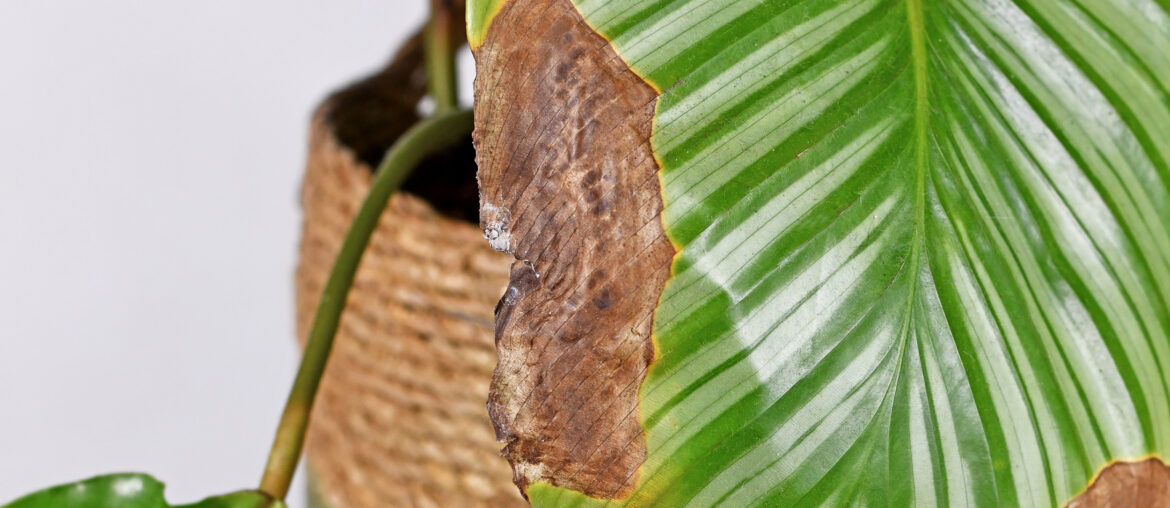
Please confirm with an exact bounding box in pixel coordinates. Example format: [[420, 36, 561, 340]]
[[522, 0, 1170, 506]]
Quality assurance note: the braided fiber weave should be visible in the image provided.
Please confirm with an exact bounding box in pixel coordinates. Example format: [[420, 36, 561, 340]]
[[295, 81, 522, 507]]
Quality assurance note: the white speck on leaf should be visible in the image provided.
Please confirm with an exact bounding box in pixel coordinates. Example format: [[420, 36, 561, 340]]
[[112, 477, 144, 497], [481, 202, 513, 253]]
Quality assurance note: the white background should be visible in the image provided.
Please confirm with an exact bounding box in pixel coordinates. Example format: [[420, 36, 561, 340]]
[[0, 2, 473, 505]]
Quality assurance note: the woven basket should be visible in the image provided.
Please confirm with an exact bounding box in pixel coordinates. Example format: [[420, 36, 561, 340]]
[[294, 35, 522, 507]]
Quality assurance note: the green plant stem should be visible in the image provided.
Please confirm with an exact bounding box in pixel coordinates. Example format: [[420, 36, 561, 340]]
[[425, 0, 460, 114], [258, 109, 474, 500]]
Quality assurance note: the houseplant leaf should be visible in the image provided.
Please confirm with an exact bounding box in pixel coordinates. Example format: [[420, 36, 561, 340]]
[[470, 0, 1170, 506], [2, 473, 285, 508]]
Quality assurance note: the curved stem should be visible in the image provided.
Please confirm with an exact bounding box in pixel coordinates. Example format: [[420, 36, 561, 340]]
[[425, 0, 461, 114], [259, 110, 474, 500]]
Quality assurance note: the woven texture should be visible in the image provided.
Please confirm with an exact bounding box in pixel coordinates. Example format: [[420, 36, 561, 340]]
[[296, 108, 521, 507]]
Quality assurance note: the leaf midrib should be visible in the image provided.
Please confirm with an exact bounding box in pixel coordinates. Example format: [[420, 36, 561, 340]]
[[903, 0, 930, 336]]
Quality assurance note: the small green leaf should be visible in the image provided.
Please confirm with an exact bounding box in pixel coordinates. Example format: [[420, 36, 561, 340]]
[[3, 474, 166, 508], [178, 490, 286, 508], [2, 474, 285, 508]]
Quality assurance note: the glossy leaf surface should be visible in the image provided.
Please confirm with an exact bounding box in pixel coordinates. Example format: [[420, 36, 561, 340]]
[[3, 474, 285, 508], [516, 0, 1170, 506]]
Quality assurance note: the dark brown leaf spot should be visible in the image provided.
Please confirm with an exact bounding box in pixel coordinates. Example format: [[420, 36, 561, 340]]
[[555, 62, 572, 82], [586, 269, 606, 290], [582, 169, 600, 187], [592, 288, 614, 310]]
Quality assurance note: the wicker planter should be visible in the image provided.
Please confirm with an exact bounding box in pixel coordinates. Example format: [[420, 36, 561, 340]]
[[294, 36, 522, 507]]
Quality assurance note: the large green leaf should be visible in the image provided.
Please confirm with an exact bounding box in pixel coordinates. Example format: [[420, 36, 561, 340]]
[[490, 0, 1170, 506], [2, 474, 285, 508]]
